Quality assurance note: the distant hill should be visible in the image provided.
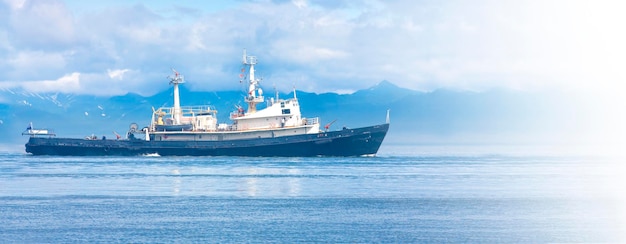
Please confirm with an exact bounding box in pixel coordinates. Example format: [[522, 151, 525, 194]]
[[0, 81, 598, 147]]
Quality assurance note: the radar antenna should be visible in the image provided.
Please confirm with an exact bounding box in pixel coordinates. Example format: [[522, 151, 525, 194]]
[[168, 68, 184, 85]]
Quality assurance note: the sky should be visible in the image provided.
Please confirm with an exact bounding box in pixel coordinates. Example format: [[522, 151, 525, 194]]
[[0, 0, 625, 97]]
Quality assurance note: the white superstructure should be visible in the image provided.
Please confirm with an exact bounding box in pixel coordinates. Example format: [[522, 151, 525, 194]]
[[141, 50, 321, 141]]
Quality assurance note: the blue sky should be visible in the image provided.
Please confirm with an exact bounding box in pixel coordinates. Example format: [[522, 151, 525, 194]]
[[0, 0, 624, 97]]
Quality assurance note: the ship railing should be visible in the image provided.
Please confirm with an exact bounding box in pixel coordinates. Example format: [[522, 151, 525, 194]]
[[22, 128, 56, 137], [215, 124, 239, 131], [156, 105, 217, 117], [181, 106, 217, 116], [304, 117, 319, 125], [230, 111, 245, 119]]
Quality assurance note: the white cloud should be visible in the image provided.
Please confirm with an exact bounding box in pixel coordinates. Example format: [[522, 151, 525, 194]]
[[0, 0, 623, 96], [2, 0, 25, 10], [8, 51, 66, 72], [107, 69, 130, 80], [292, 0, 307, 9], [0, 69, 164, 96], [7, 73, 82, 93], [8, 0, 76, 47], [276, 46, 349, 64]]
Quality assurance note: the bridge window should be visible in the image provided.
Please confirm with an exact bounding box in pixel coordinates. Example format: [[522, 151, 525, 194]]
[[282, 109, 291, 114]]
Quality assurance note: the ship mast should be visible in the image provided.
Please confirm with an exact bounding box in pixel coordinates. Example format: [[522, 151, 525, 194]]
[[168, 69, 184, 125], [242, 49, 264, 113]]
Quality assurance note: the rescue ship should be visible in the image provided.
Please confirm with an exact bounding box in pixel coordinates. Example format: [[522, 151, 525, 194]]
[[23, 50, 389, 156]]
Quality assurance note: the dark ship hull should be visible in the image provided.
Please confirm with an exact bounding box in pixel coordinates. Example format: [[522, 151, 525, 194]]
[[25, 124, 389, 157]]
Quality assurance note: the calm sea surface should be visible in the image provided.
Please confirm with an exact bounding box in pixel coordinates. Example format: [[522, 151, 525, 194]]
[[1, 145, 624, 243]]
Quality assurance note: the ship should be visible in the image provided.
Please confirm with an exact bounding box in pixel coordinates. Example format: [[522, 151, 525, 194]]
[[23, 50, 389, 157]]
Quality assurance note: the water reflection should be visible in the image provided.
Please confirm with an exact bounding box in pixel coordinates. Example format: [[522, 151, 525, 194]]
[[241, 167, 302, 197]]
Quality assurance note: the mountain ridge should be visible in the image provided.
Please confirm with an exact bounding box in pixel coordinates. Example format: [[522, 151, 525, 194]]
[[0, 81, 598, 146]]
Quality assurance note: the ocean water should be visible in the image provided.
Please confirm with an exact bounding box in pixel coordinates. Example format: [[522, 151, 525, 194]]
[[1, 145, 624, 243]]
